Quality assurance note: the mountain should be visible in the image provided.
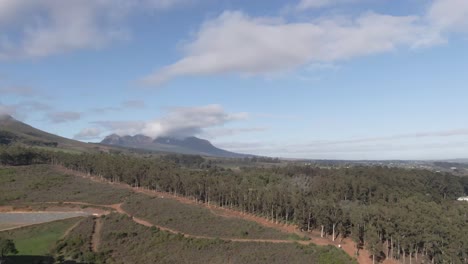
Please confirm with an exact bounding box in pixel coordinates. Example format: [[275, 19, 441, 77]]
[[0, 114, 106, 152], [101, 134, 250, 158], [0, 115, 251, 157]]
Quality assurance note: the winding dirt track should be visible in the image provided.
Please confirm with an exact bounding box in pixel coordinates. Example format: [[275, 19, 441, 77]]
[[61, 218, 84, 239], [54, 166, 399, 264]]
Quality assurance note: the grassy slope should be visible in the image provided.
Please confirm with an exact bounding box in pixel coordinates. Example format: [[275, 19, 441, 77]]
[[53, 216, 97, 262], [0, 115, 93, 152], [96, 213, 356, 264], [0, 165, 356, 263], [0, 165, 290, 240], [122, 194, 291, 240], [0, 217, 81, 255], [0, 165, 132, 205]]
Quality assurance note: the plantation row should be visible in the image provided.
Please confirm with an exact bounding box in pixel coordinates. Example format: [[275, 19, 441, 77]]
[[1, 145, 467, 263]]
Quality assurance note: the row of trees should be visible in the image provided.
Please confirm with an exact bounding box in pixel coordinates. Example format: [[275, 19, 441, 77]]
[[1, 145, 467, 263]]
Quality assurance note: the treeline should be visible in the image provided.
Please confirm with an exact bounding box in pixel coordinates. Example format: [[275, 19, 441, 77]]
[[1, 145, 467, 263]]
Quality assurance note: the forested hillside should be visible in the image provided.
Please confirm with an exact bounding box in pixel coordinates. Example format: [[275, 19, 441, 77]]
[[1, 145, 467, 263]]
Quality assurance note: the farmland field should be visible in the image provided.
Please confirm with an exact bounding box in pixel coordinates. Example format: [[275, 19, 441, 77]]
[[0, 217, 82, 255], [0, 165, 132, 205], [65, 213, 356, 264], [122, 194, 292, 240]]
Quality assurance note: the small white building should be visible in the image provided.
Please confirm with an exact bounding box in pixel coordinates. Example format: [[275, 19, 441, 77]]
[[457, 196, 468, 201]]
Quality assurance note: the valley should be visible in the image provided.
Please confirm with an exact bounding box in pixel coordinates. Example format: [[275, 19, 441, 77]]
[[0, 117, 467, 264]]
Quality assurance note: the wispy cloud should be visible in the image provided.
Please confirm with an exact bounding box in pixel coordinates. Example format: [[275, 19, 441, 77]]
[[217, 128, 468, 159], [90, 100, 146, 113], [92, 104, 249, 139], [47, 111, 81, 123], [295, 0, 358, 11], [0, 103, 17, 116], [91, 120, 146, 136], [255, 113, 302, 120], [0, 100, 52, 120], [202, 126, 267, 139], [0, 86, 40, 97], [142, 0, 468, 85], [0, 0, 193, 59], [121, 100, 146, 109], [73, 127, 102, 140], [299, 128, 468, 147]]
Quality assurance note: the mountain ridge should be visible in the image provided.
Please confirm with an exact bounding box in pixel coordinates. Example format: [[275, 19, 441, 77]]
[[101, 134, 250, 158]]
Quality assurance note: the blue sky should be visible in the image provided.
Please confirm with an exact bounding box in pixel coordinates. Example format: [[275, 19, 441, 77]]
[[1, 0, 468, 160]]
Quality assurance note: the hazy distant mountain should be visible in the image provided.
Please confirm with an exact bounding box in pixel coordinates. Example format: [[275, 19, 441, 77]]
[[101, 134, 250, 158]]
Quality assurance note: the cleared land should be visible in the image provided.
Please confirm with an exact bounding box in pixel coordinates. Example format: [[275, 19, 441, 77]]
[[90, 213, 354, 264], [0, 166, 293, 240], [0, 165, 358, 263], [0, 165, 132, 205], [122, 194, 292, 240], [0, 212, 92, 227]]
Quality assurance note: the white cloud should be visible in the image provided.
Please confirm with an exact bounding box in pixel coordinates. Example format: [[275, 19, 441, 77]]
[[427, 0, 468, 33], [142, 0, 468, 85], [73, 127, 102, 140], [92, 120, 146, 136], [0, 0, 190, 59], [201, 126, 267, 139], [93, 104, 249, 139], [296, 0, 357, 10], [142, 11, 426, 84], [90, 99, 146, 113], [217, 128, 468, 159], [141, 104, 248, 138]]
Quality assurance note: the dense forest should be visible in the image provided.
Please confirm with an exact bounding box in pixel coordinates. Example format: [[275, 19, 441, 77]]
[[1, 145, 467, 264]]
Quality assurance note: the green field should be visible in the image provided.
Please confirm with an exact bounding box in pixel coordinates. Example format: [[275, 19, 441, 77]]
[[0, 217, 82, 255]]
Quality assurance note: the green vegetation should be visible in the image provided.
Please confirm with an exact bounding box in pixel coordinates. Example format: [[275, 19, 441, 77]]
[[0, 115, 91, 153], [53, 216, 108, 264], [1, 146, 467, 263], [0, 237, 17, 257], [0, 165, 132, 205], [0, 217, 81, 255], [122, 194, 290, 240], [62, 213, 354, 264]]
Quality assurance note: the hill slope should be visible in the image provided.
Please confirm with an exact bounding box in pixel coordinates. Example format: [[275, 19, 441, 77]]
[[0, 115, 102, 152], [101, 134, 250, 158], [0, 114, 251, 157]]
